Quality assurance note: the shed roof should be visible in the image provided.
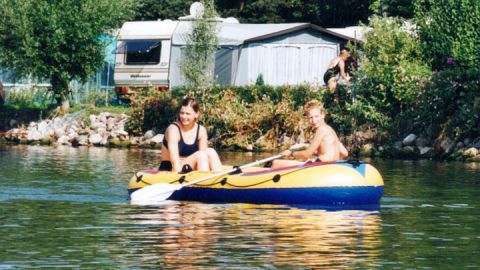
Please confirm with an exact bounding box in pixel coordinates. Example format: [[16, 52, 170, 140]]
[[172, 21, 356, 46]]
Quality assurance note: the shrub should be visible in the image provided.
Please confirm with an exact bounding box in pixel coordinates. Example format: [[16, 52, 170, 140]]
[[3, 86, 54, 109], [126, 87, 178, 135], [350, 16, 431, 136], [413, 67, 480, 141]]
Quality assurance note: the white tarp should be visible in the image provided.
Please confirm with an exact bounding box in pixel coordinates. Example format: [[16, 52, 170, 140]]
[[169, 21, 342, 87], [118, 20, 178, 40], [172, 21, 307, 46]]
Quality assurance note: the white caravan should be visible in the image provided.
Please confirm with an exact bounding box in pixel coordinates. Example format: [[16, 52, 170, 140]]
[[114, 20, 177, 97], [113, 5, 356, 99]]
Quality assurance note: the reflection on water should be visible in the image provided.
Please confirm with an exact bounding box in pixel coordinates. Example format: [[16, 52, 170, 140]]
[[1, 145, 480, 268], [114, 203, 381, 269]]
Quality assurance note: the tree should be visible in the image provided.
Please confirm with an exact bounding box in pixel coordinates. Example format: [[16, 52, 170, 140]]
[[179, 0, 219, 97], [414, 0, 480, 70], [349, 16, 431, 133], [134, 0, 373, 28], [215, 0, 372, 27], [0, 0, 136, 110], [134, 0, 192, 21], [370, 0, 415, 19]]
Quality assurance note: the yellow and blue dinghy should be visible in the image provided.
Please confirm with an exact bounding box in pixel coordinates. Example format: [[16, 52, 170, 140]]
[[128, 160, 384, 205]]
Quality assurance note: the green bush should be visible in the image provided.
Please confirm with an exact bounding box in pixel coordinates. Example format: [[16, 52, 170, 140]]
[[4, 87, 54, 109], [349, 16, 431, 136], [126, 87, 179, 135], [414, 0, 480, 70], [413, 67, 480, 141]]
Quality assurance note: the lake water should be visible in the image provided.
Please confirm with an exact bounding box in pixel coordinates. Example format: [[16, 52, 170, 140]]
[[1, 145, 479, 269]]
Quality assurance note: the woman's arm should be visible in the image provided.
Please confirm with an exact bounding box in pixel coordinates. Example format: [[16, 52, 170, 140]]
[[198, 125, 209, 151], [338, 60, 350, 81], [166, 125, 182, 172]]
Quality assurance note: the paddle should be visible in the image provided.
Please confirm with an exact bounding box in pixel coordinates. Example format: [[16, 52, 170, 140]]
[[130, 144, 307, 203]]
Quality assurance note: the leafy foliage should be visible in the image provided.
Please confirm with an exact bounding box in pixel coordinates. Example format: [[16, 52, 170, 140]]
[[126, 88, 179, 135], [370, 0, 415, 18], [135, 0, 373, 28], [179, 0, 219, 96], [0, 0, 137, 109], [134, 0, 192, 21], [414, 0, 480, 70], [413, 67, 480, 141], [349, 16, 431, 135], [2, 87, 54, 110]]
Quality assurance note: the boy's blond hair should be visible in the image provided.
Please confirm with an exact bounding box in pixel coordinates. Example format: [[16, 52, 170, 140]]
[[304, 100, 326, 115]]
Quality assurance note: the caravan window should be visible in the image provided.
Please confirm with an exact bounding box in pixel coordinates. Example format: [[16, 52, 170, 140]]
[[124, 40, 161, 65]]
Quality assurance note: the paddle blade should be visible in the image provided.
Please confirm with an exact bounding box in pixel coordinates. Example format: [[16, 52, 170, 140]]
[[130, 183, 182, 204]]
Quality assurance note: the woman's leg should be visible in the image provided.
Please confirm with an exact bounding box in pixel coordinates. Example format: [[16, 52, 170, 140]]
[[327, 78, 337, 92], [206, 148, 223, 172], [182, 150, 209, 171]]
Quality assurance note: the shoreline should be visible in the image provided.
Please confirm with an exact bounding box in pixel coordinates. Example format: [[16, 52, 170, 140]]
[[1, 111, 480, 162]]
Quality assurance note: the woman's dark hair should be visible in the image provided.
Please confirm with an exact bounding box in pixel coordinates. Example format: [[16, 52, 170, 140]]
[[181, 97, 200, 113]]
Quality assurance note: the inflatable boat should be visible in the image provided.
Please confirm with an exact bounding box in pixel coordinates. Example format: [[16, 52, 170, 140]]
[[128, 160, 384, 205]]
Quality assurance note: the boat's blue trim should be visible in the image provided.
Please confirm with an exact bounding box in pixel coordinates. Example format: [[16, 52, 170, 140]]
[[338, 162, 366, 177], [161, 186, 384, 205]]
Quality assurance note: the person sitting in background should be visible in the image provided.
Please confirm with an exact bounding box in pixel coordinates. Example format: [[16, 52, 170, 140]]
[[271, 100, 348, 168], [159, 97, 222, 172], [323, 49, 351, 92]]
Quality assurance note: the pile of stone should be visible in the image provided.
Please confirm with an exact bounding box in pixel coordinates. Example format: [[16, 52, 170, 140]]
[[358, 133, 480, 161], [2, 112, 164, 148]]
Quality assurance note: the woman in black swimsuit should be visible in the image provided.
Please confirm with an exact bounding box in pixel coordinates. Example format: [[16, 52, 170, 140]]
[[159, 97, 222, 172], [323, 50, 351, 92]]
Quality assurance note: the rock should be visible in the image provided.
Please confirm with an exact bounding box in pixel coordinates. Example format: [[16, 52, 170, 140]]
[[359, 143, 375, 156], [90, 121, 106, 131], [57, 135, 71, 145], [279, 134, 291, 146], [129, 137, 139, 146], [38, 121, 49, 133], [255, 134, 276, 150], [403, 146, 416, 153], [40, 135, 54, 145], [440, 138, 455, 153], [27, 129, 42, 141], [106, 117, 116, 131], [89, 133, 103, 145], [471, 137, 480, 148], [77, 135, 89, 146], [8, 119, 18, 128], [456, 142, 464, 149], [402, 134, 417, 146], [246, 144, 253, 151], [354, 129, 376, 141], [393, 141, 403, 149], [419, 146, 433, 156], [463, 147, 479, 158], [100, 136, 108, 146], [144, 130, 155, 140], [150, 134, 164, 144], [463, 138, 472, 146], [89, 115, 97, 124], [415, 137, 430, 148], [112, 130, 129, 140], [54, 127, 66, 138]]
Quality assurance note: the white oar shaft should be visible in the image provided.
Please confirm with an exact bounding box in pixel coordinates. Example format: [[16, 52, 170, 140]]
[[182, 154, 283, 187], [131, 153, 288, 203]]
